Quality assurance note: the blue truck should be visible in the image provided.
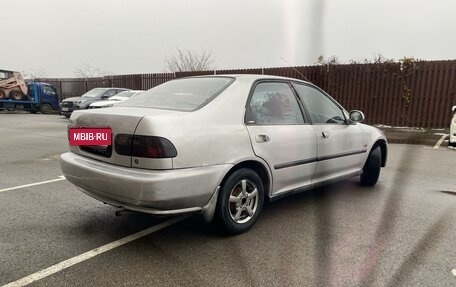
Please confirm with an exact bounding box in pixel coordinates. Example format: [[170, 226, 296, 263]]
[[0, 81, 60, 114]]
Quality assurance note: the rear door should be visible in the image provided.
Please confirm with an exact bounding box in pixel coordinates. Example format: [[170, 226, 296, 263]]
[[245, 81, 318, 197], [292, 83, 365, 182]]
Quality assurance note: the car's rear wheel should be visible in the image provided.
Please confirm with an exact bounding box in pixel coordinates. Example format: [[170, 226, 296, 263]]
[[449, 141, 455, 148], [216, 168, 264, 234], [360, 146, 381, 186], [40, 103, 52, 114], [0, 90, 6, 99]]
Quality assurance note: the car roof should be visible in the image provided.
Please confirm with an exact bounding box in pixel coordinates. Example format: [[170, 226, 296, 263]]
[[25, 81, 52, 86], [91, 87, 130, 90], [187, 74, 310, 83]]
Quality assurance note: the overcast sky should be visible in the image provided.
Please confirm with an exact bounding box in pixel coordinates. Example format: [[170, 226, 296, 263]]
[[2, 0, 456, 77]]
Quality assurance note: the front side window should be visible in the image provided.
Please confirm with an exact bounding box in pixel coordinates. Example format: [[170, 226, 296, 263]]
[[43, 86, 56, 96], [246, 82, 305, 125], [293, 84, 346, 124], [103, 90, 117, 97]]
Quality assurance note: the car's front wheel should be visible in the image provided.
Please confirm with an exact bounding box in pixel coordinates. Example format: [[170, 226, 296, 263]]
[[360, 146, 382, 186], [216, 168, 264, 234]]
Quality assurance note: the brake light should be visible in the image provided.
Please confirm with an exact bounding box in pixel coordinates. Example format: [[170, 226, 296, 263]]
[[115, 134, 177, 158], [114, 134, 133, 155]]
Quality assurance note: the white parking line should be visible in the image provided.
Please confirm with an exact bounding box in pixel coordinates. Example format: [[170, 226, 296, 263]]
[[2, 214, 191, 287], [433, 134, 448, 149], [0, 176, 66, 194]]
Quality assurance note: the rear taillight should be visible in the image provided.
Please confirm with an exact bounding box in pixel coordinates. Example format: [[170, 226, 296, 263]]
[[114, 134, 133, 155], [115, 134, 177, 158]]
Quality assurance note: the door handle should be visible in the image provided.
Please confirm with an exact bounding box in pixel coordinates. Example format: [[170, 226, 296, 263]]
[[255, 134, 270, 143], [321, 132, 330, 139]]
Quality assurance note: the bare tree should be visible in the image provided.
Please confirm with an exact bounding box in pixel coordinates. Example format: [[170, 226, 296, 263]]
[[164, 48, 214, 72], [23, 68, 47, 79], [73, 63, 110, 79]]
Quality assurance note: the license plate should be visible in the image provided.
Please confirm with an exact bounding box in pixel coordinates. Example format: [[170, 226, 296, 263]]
[[69, 128, 112, 146], [61, 107, 69, 112]]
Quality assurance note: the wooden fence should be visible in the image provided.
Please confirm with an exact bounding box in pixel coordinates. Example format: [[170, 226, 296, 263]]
[[38, 60, 456, 128]]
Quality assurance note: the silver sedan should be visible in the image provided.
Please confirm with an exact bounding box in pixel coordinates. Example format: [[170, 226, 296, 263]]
[[60, 75, 387, 234]]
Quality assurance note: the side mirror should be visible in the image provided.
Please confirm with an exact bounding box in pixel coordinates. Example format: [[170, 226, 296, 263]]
[[349, 110, 365, 123]]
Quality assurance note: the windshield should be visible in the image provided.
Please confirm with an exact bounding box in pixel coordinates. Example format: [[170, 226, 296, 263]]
[[119, 77, 234, 111], [81, 88, 107, 98]]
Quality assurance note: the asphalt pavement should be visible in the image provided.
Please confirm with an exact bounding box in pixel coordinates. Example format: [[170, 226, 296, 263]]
[[1, 113, 456, 287], [377, 126, 451, 146]]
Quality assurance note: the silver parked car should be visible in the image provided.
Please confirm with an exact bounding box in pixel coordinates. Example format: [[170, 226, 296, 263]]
[[60, 75, 387, 234], [89, 90, 145, 109], [450, 105, 456, 148]]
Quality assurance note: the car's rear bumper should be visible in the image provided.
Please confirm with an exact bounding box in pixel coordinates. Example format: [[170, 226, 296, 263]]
[[60, 152, 231, 214]]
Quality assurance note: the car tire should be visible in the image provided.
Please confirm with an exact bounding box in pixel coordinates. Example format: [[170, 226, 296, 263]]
[[10, 90, 24, 101], [216, 168, 264, 234], [40, 104, 52, 114], [0, 90, 6, 99], [64, 114, 70, 119], [360, 146, 382, 186], [449, 141, 455, 148]]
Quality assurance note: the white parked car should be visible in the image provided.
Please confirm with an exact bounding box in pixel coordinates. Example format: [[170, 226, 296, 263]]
[[60, 75, 388, 234], [450, 105, 456, 148], [89, 90, 144, 109]]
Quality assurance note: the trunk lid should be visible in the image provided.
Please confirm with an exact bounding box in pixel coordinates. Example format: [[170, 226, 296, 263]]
[[69, 107, 171, 167]]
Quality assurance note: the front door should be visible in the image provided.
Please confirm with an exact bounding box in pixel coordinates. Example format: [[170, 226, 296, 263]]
[[292, 83, 365, 183], [245, 81, 318, 197]]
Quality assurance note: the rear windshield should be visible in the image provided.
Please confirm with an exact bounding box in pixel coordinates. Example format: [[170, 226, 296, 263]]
[[118, 77, 234, 111]]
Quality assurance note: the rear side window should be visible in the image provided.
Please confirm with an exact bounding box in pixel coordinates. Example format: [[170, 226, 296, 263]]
[[246, 82, 305, 125], [27, 84, 34, 97], [119, 77, 234, 111]]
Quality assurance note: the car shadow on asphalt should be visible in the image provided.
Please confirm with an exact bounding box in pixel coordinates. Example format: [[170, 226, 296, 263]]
[[167, 178, 379, 238]]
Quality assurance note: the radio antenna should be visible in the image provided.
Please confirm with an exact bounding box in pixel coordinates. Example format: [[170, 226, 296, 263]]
[[280, 57, 309, 81]]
